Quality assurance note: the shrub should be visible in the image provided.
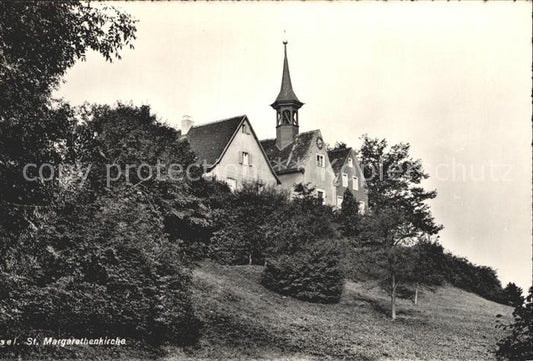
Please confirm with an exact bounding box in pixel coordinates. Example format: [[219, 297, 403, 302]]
[[208, 183, 288, 265], [341, 238, 506, 304], [440, 253, 505, 303], [501, 283, 525, 308], [495, 287, 533, 360], [261, 184, 337, 259], [209, 222, 252, 265], [407, 240, 447, 287], [340, 244, 388, 282], [209, 183, 291, 265], [337, 188, 362, 238], [261, 240, 344, 304], [0, 188, 200, 360], [208, 183, 337, 266]]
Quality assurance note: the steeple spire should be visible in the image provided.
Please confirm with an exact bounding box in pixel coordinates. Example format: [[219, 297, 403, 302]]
[[272, 41, 302, 106], [271, 41, 303, 149]]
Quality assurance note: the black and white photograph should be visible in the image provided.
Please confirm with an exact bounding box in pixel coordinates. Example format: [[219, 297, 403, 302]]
[[0, 1, 531, 360]]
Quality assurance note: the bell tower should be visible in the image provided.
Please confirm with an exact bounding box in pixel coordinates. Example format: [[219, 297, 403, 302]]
[[271, 41, 303, 149]]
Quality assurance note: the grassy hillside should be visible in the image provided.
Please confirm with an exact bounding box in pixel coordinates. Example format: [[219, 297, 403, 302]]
[[165, 261, 513, 361]]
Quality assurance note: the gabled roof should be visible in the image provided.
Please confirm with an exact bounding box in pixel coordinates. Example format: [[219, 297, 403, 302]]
[[185, 115, 281, 184], [327, 147, 352, 175], [186, 115, 244, 168], [260, 130, 319, 174]]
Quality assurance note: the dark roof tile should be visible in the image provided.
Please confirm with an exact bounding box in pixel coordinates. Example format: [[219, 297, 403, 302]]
[[186, 115, 244, 167], [327, 147, 352, 175], [260, 130, 318, 174]]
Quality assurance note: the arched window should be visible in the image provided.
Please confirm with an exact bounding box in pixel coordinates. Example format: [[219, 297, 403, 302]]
[[282, 110, 291, 124]]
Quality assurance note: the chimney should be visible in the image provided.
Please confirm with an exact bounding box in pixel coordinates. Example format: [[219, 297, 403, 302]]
[[181, 115, 194, 135]]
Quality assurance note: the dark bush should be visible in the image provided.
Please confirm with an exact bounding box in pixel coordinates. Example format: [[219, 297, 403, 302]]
[[340, 244, 388, 282], [440, 253, 505, 303], [186, 178, 233, 259], [209, 183, 291, 265], [495, 287, 533, 360], [501, 283, 525, 308], [209, 183, 337, 266], [261, 240, 344, 304], [0, 188, 200, 359], [337, 188, 362, 238], [341, 238, 506, 304], [209, 222, 252, 265], [410, 240, 447, 286]]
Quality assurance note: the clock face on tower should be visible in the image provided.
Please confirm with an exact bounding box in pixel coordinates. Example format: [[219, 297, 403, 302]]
[[316, 137, 324, 149]]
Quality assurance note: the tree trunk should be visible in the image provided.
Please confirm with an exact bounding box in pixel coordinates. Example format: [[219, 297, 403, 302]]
[[414, 283, 419, 306], [391, 273, 397, 320]]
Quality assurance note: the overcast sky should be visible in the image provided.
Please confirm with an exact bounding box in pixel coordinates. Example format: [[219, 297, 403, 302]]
[[56, 2, 532, 291]]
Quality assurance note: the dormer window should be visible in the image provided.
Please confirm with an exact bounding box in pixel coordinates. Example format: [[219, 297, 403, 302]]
[[348, 158, 353, 168]]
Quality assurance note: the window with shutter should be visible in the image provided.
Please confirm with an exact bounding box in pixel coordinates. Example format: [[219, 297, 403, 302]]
[[353, 176, 359, 190], [242, 152, 249, 166], [317, 154, 325, 168], [342, 173, 348, 187]]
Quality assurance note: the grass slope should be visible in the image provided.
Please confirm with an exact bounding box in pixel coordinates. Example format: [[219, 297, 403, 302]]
[[167, 261, 513, 361]]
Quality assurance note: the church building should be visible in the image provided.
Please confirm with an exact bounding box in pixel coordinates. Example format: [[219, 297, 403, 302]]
[[182, 114, 280, 190], [260, 41, 337, 206], [183, 41, 368, 210]]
